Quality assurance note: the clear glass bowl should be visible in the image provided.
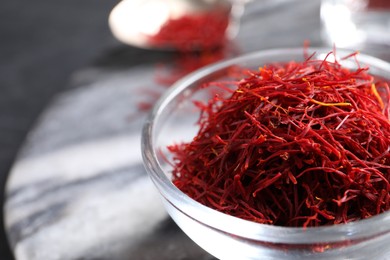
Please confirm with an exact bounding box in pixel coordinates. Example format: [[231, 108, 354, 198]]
[[142, 48, 390, 260]]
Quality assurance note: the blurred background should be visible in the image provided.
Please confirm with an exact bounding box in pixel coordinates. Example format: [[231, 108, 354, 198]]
[[0, 1, 118, 258], [0, 0, 389, 259]]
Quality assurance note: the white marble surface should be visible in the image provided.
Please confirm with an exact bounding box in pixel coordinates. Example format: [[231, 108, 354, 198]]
[[5, 67, 169, 259], [4, 1, 323, 259]]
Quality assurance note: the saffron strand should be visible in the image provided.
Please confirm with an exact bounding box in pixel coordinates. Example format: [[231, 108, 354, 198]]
[[169, 52, 390, 227]]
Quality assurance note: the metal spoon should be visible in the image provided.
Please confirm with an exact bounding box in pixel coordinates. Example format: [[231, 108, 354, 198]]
[[108, 0, 245, 50]]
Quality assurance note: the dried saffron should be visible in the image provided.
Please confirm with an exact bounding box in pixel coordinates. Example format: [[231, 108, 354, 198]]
[[367, 0, 390, 9], [148, 8, 230, 51], [136, 45, 236, 111], [168, 51, 390, 227], [136, 2, 235, 111]]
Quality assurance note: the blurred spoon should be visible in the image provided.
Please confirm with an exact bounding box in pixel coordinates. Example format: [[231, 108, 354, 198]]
[[108, 0, 244, 50]]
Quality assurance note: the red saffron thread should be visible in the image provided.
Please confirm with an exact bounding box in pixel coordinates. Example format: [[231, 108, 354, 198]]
[[148, 8, 230, 51], [168, 51, 390, 227], [136, 6, 236, 112], [366, 0, 390, 9], [136, 45, 237, 112]]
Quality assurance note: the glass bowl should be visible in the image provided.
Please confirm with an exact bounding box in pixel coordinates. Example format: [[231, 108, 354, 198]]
[[142, 48, 390, 260]]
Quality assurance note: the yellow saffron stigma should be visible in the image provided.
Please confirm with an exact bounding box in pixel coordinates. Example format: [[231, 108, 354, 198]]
[[310, 99, 352, 107], [371, 83, 384, 109]]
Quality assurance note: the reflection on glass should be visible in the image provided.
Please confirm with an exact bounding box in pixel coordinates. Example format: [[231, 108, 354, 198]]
[[321, 0, 390, 49]]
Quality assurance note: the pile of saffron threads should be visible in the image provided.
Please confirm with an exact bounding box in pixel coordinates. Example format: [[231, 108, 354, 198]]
[[367, 0, 390, 9], [168, 52, 390, 227], [136, 5, 236, 112], [148, 8, 230, 51]]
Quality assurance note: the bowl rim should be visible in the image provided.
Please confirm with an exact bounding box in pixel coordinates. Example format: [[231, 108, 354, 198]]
[[142, 47, 390, 244]]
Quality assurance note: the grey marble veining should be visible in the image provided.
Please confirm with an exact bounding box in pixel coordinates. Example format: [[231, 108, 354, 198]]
[[5, 65, 174, 259], [4, 1, 324, 259], [17, 66, 157, 159]]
